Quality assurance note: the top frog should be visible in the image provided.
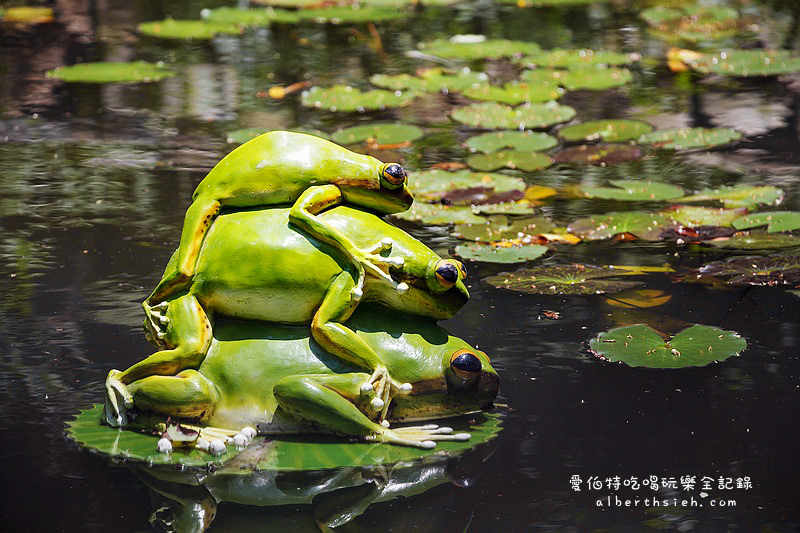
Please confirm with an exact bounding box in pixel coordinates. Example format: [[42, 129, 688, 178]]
[[145, 131, 413, 309]]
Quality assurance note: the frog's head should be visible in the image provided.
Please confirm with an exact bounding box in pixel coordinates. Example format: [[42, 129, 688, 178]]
[[378, 256, 469, 320], [338, 161, 414, 215]]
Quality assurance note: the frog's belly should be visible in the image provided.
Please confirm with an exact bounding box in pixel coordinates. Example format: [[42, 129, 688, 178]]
[[197, 284, 328, 324]]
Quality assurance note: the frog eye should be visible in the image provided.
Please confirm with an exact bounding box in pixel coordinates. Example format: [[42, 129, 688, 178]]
[[434, 259, 460, 289], [450, 349, 482, 381], [381, 163, 407, 189], [456, 260, 467, 280]]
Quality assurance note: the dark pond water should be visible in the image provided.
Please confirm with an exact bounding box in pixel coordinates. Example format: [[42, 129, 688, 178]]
[[2, 0, 800, 530]]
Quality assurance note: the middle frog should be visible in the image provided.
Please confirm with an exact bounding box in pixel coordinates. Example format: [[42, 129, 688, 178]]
[[106, 206, 468, 426]]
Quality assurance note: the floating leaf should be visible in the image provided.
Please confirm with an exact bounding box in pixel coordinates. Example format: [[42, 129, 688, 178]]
[[138, 18, 242, 39], [453, 216, 556, 243], [485, 264, 644, 295], [409, 169, 526, 201], [455, 243, 548, 263], [578, 179, 684, 202], [666, 205, 748, 227], [589, 324, 746, 368], [391, 202, 485, 225], [605, 289, 671, 308], [498, 0, 603, 5], [518, 48, 635, 69], [521, 67, 633, 91], [451, 102, 576, 130], [558, 120, 653, 143], [226, 128, 329, 145], [709, 233, 800, 250], [525, 185, 558, 201], [698, 256, 800, 286], [660, 225, 736, 243], [45, 62, 174, 84], [2, 6, 54, 24], [678, 185, 783, 208], [467, 151, 553, 172], [641, 6, 741, 43], [470, 202, 538, 215], [552, 144, 642, 165], [465, 131, 558, 153], [462, 81, 563, 105], [568, 211, 676, 240], [637, 127, 741, 150], [331, 123, 424, 146], [301, 85, 415, 112], [297, 6, 409, 24], [675, 49, 800, 77], [418, 38, 541, 60], [437, 187, 524, 206], [369, 68, 487, 93], [251, 0, 325, 7], [201, 6, 300, 25], [731, 212, 800, 233]]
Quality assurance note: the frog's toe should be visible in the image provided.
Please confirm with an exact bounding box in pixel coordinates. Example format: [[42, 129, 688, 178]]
[[104, 370, 131, 426], [157, 437, 173, 453], [384, 425, 472, 448]]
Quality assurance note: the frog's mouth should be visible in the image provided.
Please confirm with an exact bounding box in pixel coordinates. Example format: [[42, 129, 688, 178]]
[[387, 370, 500, 422]]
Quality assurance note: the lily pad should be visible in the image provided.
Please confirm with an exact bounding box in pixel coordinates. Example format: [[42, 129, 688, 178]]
[[67, 404, 502, 470], [731, 212, 800, 233], [455, 243, 548, 263], [462, 81, 563, 105], [640, 6, 741, 43], [709, 233, 800, 250], [45, 61, 174, 84], [568, 211, 676, 240], [201, 6, 300, 25], [698, 256, 800, 286], [226, 128, 329, 145], [605, 289, 671, 309], [485, 264, 644, 295], [436, 187, 525, 207], [589, 324, 746, 368], [678, 185, 783, 209], [676, 49, 800, 77], [467, 151, 553, 172], [138, 19, 242, 40], [251, 0, 323, 7], [552, 144, 643, 165], [451, 102, 576, 130], [418, 38, 541, 60], [391, 202, 485, 225], [2, 6, 54, 24], [578, 180, 684, 202], [301, 85, 415, 112], [369, 68, 488, 93], [521, 67, 633, 91], [408, 169, 526, 201], [518, 48, 635, 69], [666, 205, 748, 227], [637, 127, 742, 150], [331, 123, 424, 146], [453, 216, 556, 242], [297, 6, 409, 24], [558, 120, 653, 143], [465, 131, 558, 153], [470, 202, 539, 215]]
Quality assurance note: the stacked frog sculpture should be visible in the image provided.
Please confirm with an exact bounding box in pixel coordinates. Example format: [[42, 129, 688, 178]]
[[103, 131, 499, 454]]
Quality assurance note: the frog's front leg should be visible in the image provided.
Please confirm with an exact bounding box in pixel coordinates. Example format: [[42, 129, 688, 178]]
[[289, 185, 403, 299], [105, 294, 213, 426], [274, 373, 469, 448]]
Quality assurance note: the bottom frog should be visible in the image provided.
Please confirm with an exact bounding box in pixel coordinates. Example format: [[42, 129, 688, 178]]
[[115, 306, 499, 452]]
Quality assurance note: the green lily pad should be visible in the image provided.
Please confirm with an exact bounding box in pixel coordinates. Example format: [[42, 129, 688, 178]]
[[732, 211, 800, 233], [709, 233, 800, 250], [409, 169, 526, 200], [251, 0, 323, 7], [201, 6, 300, 25], [2, 6, 53, 24], [391, 202, 485, 225], [226, 128, 330, 145], [638, 127, 741, 150], [680, 49, 800, 77], [66, 404, 502, 470], [331, 123, 424, 145], [453, 215, 556, 242], [297, 6, 409, 24], [467, 151, 553, 172], [451, 102, 576, 130], [485, 264, 644, 295], [462, 81, 564, 105], [455, 243, 547, 264], [418, 38, 541, 60], [552, 144, 643, 165], [578, 179, 684, 202], [558, 120, 653, 143], [521, 66, 633, 91], [45, 61, 174, 84], [465, 131, 558, 153], [568, 211, 676, 240], [369, 68, 488, 93], [518, 48, 635, 69], [698, 256, 800, 286], [301, 85, 415, 112], [678, 185, 783, 209], [470, 202, 539, 215], [666, 206, 748, 227], [589, 324, 746, 368], [641, 6, 741, 43], [138, 18, 242, 40], [497, 0, 606, 7]]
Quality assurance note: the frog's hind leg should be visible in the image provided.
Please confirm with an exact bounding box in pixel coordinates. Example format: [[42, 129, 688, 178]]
[[128, 370, 219, 420]]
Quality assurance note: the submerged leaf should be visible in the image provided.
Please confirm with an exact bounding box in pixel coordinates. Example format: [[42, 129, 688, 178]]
[[558, 120, 653, 143], [731, 211, 800, 233], [301, 85, 415, 112], [698, 256, 800, 286], [709, 233, 800, 250], [455, 243, 548, 264], [485, 264, 644, 295], [2, 6, 54, 24], [331, 123, 424, 145], [467, 151, 553, 172], [637, 127, 742, 150], [451, 101, 576, 130], [589, 324, 746, 368], [465, 131, 558, 153], [46, 61, 174, 83], [578, 179, 684, 201], [605, 289, 671, 309]]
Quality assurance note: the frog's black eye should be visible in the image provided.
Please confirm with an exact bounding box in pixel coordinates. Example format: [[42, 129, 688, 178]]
[[450, 349, 482, 381], [434, 260, 459, 289], [456, 260, 467, 280], [381, 163, 407, 189]]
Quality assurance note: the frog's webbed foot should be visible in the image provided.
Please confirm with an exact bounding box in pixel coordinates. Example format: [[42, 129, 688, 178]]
[[156, 423, 257, 455], [143, 300, 170, 347], [104, 369, 133, 427], [350, 238, 409, 300], [367, 424, 471, 449], [360, 367, 413, 422]]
